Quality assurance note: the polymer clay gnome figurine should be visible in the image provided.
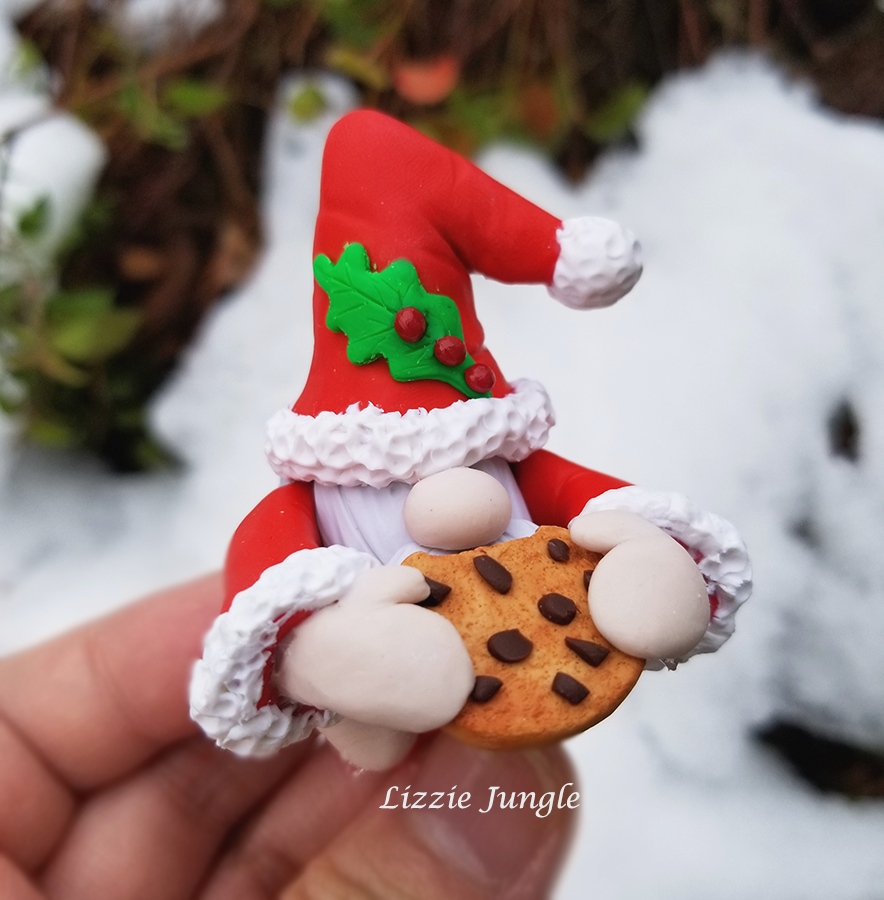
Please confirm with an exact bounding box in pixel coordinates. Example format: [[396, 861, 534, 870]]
[[190, 110, 752, 771]]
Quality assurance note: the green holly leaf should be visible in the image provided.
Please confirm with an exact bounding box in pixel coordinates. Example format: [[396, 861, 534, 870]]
[[314, 243, 489, 399]]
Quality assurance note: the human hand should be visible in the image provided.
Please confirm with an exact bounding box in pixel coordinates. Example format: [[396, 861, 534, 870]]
[[0, 575, 576, 900]]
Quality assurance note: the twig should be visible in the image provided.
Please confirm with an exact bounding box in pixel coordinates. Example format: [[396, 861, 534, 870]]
[[778, 0, 831, 61], [748, 0, 770, 46], [66, 0, 262, 111], [677, 0, 709, 65], [198, 116, 258, 224]]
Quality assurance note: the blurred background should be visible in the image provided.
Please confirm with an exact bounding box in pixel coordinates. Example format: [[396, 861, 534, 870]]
[[1, 0, 883, 896]]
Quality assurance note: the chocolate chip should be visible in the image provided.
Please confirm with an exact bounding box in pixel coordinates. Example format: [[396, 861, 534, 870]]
[[583, 569, 593, 590], [473, 555, 512, 593], [538, 593, 577, 625], [418, 576, 451, 608], [552, 672, 590, 704], [487, 629, 533, 662], [470, 675, 503, 703], [547, 538, 570, 562], [565, 637, 610, 667]]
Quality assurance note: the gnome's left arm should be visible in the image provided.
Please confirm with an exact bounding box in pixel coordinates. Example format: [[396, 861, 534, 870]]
[[513, 449, 752, 666]]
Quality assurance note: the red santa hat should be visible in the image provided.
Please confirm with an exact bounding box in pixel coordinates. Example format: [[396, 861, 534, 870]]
[[265, 110, 642, 489]]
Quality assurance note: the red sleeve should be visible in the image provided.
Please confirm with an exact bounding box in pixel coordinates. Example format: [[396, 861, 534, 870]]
[[223, 481, 321, 611], [513, 449, 630, 527]]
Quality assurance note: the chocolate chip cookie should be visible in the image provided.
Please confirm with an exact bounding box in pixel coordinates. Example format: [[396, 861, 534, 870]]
[[403, 525, 645, 750]]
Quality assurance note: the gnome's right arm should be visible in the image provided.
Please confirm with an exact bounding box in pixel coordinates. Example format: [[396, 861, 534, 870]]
[[190, 482, 473, 762], [189, 482, 362, 757]]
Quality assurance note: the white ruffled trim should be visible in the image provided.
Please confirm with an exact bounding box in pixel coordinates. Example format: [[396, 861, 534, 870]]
[[190, 545, 378, 756], [580, 486, 752, 666], [265, 378, 555, 489], [548, 216, 643, 310]]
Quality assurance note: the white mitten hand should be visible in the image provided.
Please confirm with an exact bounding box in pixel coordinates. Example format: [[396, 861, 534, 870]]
[[570, 509, 669, 552], [276, 565, 474, 734], [570, 511, 710, 660]]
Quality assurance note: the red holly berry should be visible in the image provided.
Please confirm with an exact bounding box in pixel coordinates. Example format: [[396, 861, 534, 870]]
[[394, 307, 427, 342], [434, 335, 466, 366], [465, 363, 495, 393]]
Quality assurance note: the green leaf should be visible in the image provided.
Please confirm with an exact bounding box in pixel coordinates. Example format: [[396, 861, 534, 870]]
[[116, 80, 189, 149], [163, 78, 229, 117], [26, 418, 80, 448], [46, 287, 115, 321], [446, 88, 511, 147], [314, 243, 489, 399], [10, 38, 44, 78], [50, 309, 141, 364], [32, 349, 91, 387], [131, 434, 176, 470], [326, 45, 390, 90], [288, 84, 328, 122], [116, 78, 146, 121], [150, 110, 189, 150], [0, 283, 23, 321], [56, 195, 115, 262], [584, 81, 648, 144], [318, 0, 393, 50], [17, 195, 52, 240], [46, 288, 141, 364], [0, 392, 22, 414], [1, 326, 89, 387]]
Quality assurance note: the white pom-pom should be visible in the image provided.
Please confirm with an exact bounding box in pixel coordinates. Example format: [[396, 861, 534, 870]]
[[548, 216, 642, 310]]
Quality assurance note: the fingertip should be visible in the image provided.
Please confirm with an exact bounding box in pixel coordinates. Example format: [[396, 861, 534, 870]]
[[0, 572, 225, 789]]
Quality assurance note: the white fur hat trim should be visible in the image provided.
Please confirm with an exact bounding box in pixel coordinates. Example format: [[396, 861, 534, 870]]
[[265, 378, 555, 489]]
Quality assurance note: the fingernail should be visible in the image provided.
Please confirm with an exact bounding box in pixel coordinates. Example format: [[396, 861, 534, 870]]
[[402, 735, 574, 891]]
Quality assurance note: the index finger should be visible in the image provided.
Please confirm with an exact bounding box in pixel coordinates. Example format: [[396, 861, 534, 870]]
[[0, 573, 222, 790]]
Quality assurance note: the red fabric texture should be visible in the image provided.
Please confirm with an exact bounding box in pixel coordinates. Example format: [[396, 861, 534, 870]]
[[295, 110, 563, 416], [223, 482, 321, 611], [514, 449, 630, 527]]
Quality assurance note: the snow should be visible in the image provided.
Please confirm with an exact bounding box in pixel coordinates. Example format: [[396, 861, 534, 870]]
[[0, 0, 106, 277], [2, 50, 884, 897], [107, 0, 222, 49]]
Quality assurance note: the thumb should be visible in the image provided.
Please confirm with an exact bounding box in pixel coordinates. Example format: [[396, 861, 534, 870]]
[[280, 734, 577, 900], [339, 565, 430, 608]]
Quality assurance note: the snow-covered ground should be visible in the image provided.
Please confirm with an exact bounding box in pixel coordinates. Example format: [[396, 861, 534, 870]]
[[1, 42, 883, 898]]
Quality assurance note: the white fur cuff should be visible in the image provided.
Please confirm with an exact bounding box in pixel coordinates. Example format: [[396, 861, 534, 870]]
[[190, 545, 378, 756], [265, 378, 555, 489], [579, 486, 752, 661], [548, 216, 643, 310]]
